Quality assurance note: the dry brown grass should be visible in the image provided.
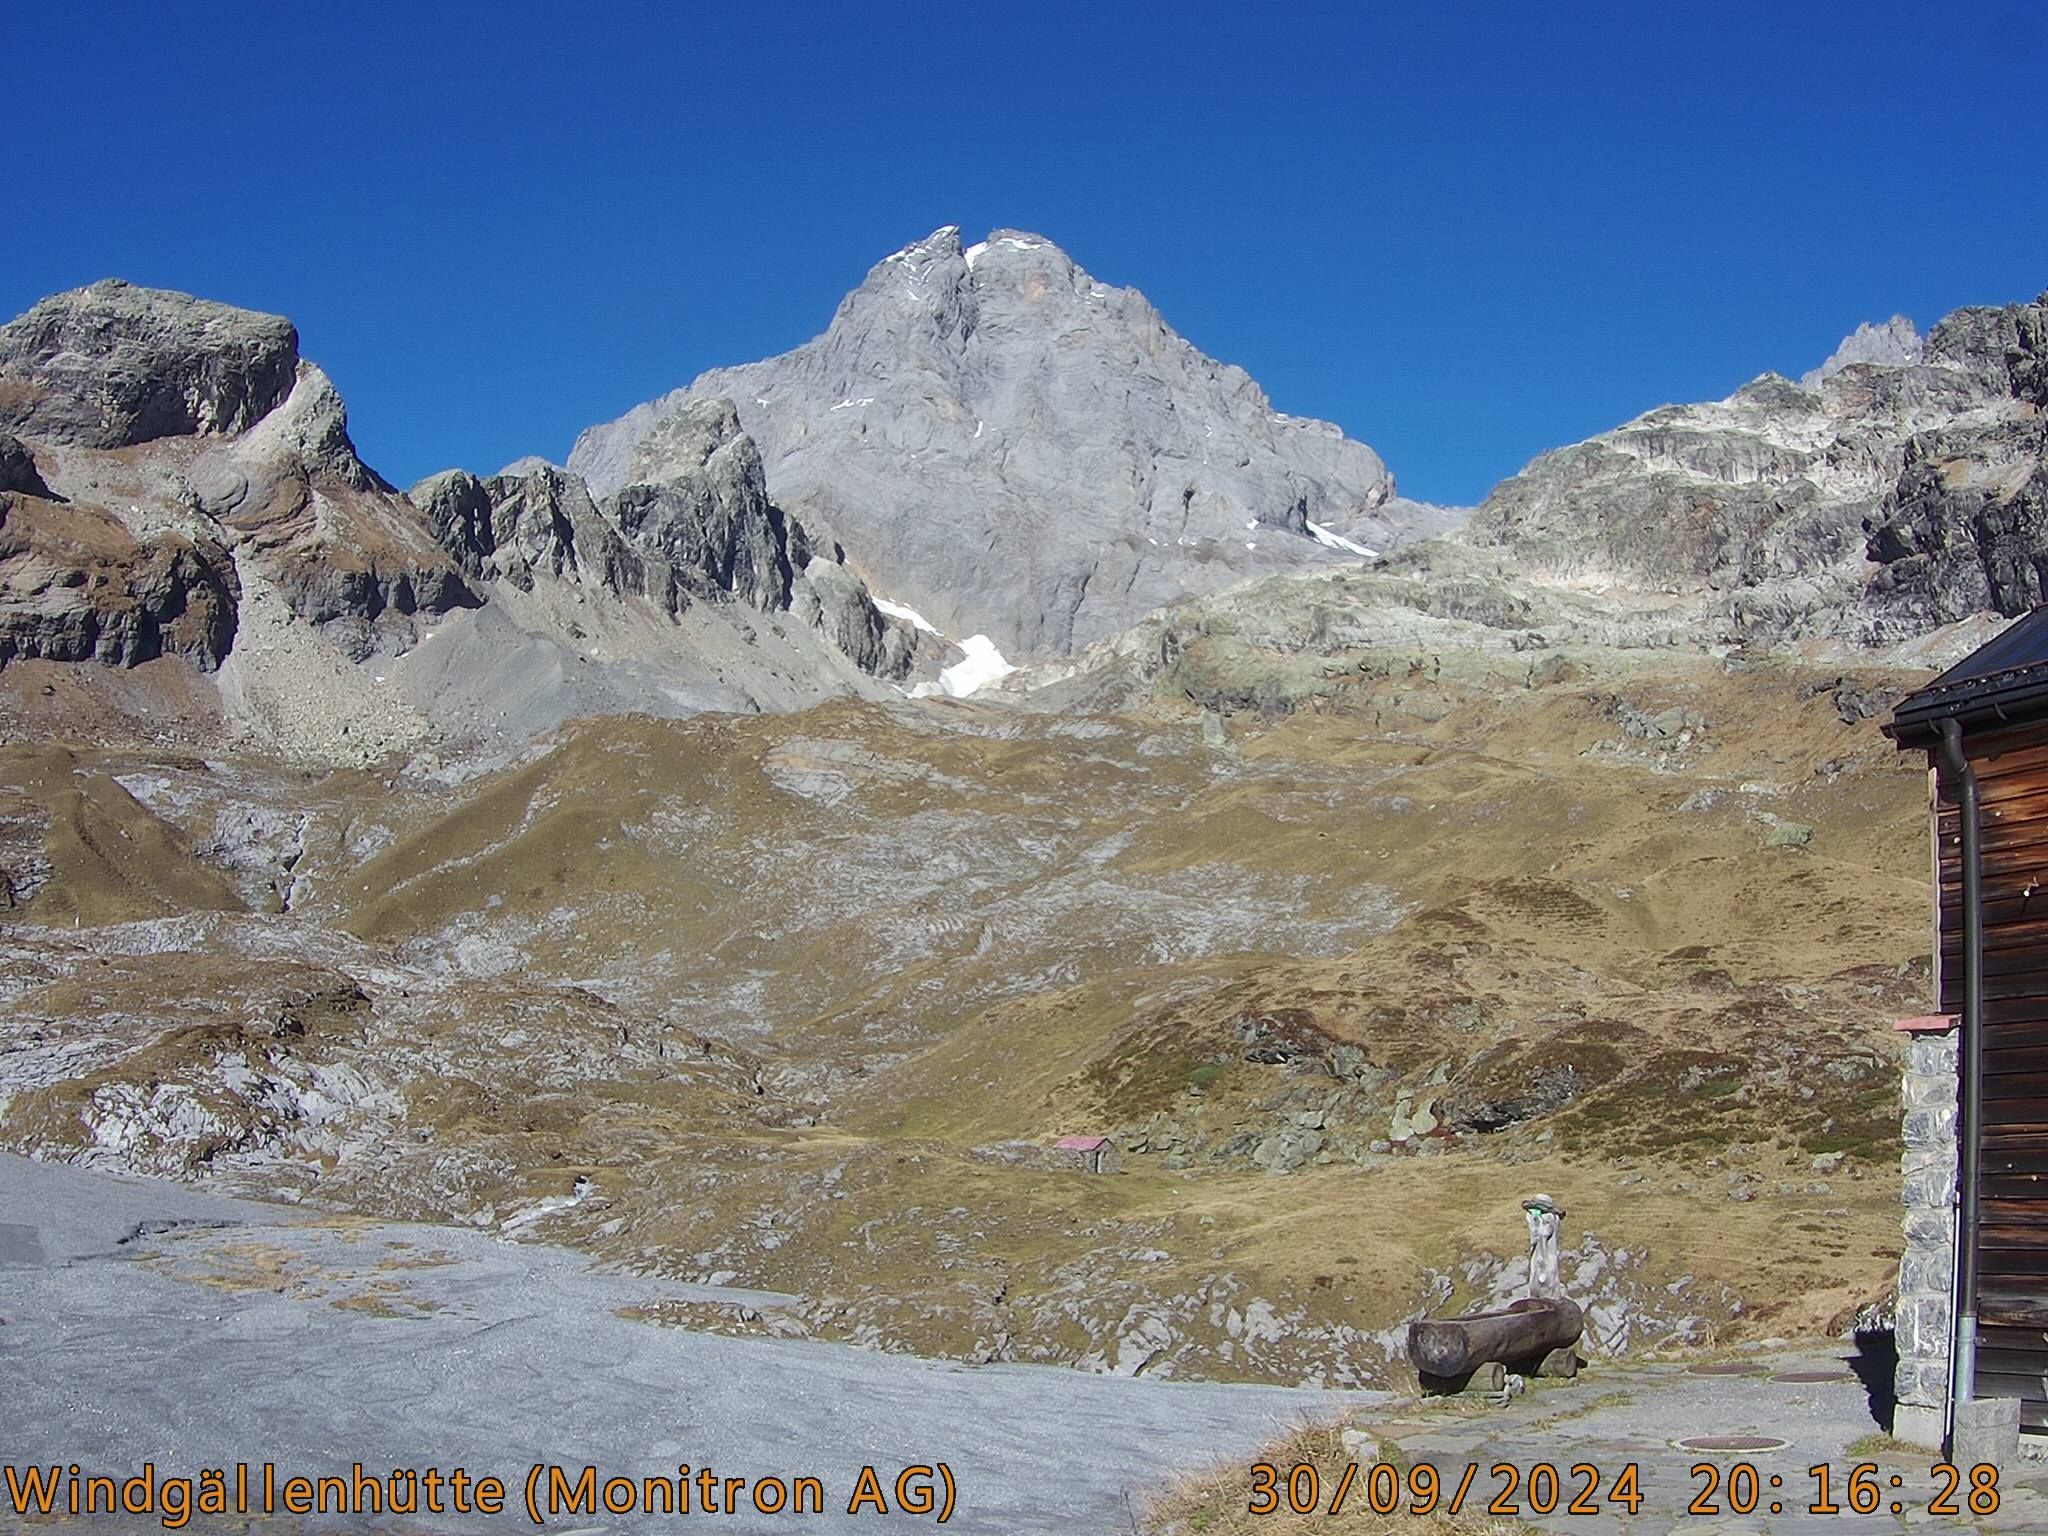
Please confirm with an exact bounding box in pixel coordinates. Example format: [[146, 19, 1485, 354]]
[[331, 1285, 441, 1318], [0, 650, 1938, 1377], [0, 743, 245, 923], [149, 1238, 307, 1293]]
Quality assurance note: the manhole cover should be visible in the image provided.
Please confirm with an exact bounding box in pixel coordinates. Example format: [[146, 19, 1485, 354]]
[[1770, 1370, 1851, 1383], [1676, 1435, 1790, 1454], [1687, 1362, 1767, 1376]]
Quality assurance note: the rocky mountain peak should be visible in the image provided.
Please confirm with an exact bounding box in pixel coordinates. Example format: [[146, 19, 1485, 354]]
[[625, 395, 749, 485], [886, 223, 967, 264], [1457, 292, 2047, 648], [1925, 291, 2048, 406], [495, 453, 560, 478], [0, 279, 302, 449], [570, 228, 1447, 656], [0, 280, 475, 692], [1800, 315, 1922, 389], [410, 393, 924, 733]]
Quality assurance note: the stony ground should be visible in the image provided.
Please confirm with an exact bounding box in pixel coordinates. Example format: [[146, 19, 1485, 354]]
[[0, 643, 1936, 1389]]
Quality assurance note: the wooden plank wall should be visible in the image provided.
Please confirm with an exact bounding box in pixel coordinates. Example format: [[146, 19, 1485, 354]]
[[1937, 722, 2048, 1428]]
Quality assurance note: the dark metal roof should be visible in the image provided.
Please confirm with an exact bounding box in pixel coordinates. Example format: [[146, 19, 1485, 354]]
[[1887, 607, 2048, 747]]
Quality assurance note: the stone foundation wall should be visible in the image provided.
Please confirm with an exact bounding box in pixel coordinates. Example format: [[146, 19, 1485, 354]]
[[1894, 1027, 1958, 1448]]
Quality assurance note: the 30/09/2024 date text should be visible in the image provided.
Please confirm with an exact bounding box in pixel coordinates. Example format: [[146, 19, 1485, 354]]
[[1246, 1459, 2003, 1518]]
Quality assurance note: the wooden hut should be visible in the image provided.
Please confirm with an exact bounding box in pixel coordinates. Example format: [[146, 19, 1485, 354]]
[[1886, 608, 2048, 1449]]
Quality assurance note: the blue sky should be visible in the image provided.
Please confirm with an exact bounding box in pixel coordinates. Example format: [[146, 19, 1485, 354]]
[[7, 1, 2043, 506]]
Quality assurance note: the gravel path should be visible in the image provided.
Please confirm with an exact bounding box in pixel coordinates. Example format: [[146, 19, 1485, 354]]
[[0, 1154, 1363, 1533]]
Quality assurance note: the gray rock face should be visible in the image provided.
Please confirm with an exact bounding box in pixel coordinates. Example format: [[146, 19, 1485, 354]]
[[1843, 299, 2048, 632], [1864, 428, 2048, 631], [1801, 315, 1922, 389], [787, 543, 911, 680], [1, 416, 244, 669], [0, 278, 300, 449], [0, 432, 49, 497], [609, 399, 792, 613], [178, 357, 477, 657], [571, 227, 1455, 657], [0, 280, 475, 685], [416, 405, 918, 685], [1461, 294, 2048, 647], [416, 462, 649, 599], [0, 524, 241, 670], [494, 453, 559, 477]]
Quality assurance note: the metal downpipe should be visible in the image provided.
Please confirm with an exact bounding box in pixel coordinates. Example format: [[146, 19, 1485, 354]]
[[1937, 717, 1984, 1455]]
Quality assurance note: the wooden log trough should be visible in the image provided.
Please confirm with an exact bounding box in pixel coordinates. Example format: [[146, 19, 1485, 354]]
[[1405, 1295, 1585, 1395]]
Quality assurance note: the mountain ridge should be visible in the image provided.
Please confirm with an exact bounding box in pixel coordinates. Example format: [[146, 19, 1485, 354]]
[[570, 226, 1458, 658], [1460, 291, 2047, 645], [3, 257, 2045, 767], [0, 280, 932, 764], [0, 247, 2024, 1393]]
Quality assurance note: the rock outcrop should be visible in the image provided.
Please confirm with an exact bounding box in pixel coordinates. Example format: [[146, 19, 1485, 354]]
[[1800, 316, 1922, 390], [570, 227, 1455, 657], [0, 280, 476, 675], [416, 461, 650, 600], [1459, 295, 2048, 647], [608, 399, 794, 614], [0, 279, 299, 449], [1862, 300, 2048, 629], [0, 508, 239, 669], [0, 281, 929, 758], [416, 399, 918, 684], [0, 433, 51, 498]]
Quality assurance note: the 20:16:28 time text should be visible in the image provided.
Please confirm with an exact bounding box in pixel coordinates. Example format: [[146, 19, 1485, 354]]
[[1246, 1459, 2002, 1518], [1693, 1461, 1999, 1518]]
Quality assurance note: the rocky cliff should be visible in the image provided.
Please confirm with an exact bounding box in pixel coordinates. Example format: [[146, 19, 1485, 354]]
[[0, 280, 475, 675], [1027, 296, 2047, 719], [570, 227, 1455, 659], [1459, 294, 2048, 649], [1861, 299, 2048, 630], [0, 278, 302, 448], [0, 282, 929, 762], [413, 399, 919, 686]]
